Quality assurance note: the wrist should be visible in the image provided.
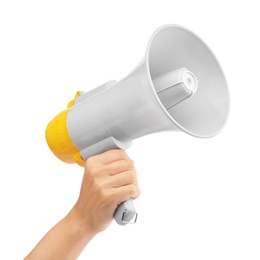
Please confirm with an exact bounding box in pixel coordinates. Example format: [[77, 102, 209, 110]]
[[65, 206, 98, 239]]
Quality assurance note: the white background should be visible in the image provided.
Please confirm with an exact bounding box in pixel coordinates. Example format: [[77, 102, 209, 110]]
[[0, 0, 259, 259]]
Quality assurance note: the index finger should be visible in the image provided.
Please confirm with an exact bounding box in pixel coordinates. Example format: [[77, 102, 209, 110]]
[[87, 149, 129, 165]]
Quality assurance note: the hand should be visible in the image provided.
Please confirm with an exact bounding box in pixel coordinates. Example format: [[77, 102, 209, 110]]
[[71, 149, 140, 234], [25, 149, 140, 260]]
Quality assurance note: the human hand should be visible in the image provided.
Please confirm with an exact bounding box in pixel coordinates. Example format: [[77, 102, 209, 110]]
[[71, 149, 140, 235]]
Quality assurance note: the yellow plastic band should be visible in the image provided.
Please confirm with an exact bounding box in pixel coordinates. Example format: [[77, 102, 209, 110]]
[[45, 109, 85, 166], [67, 91, 81, 108]]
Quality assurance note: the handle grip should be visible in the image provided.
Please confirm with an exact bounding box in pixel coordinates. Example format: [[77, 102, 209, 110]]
[[80, 137, 137, 226], [114, 199, 137, 225]]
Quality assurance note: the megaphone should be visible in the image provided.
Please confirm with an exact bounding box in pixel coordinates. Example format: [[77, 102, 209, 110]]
[[45, 24, 230, 226]]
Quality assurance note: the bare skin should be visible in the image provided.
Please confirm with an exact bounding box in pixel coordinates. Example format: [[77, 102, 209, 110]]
[[25, 150, 140, 260]]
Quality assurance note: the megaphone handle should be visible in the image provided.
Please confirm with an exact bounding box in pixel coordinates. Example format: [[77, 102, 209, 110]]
[[114, 199, 137, 225], [80, 137, 137, 225]]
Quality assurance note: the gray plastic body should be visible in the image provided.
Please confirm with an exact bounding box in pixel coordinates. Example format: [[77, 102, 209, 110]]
[[66, 25, 229, 225]]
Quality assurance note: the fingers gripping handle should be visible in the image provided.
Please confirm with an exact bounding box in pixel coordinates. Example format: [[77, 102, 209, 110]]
[[80, 137, 137, 226], [114, 199, 137, 225]]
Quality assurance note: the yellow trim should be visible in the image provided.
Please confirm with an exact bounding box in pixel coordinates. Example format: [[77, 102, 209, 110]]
[[45, 109, 85, 166], [67, 91, 81, 108]]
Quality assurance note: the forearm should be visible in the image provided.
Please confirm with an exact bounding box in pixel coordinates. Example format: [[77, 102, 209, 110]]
[[25, 208, 97, 260]]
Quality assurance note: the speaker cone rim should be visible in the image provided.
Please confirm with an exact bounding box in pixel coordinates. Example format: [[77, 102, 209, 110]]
[[145, 24, 230, 138]]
